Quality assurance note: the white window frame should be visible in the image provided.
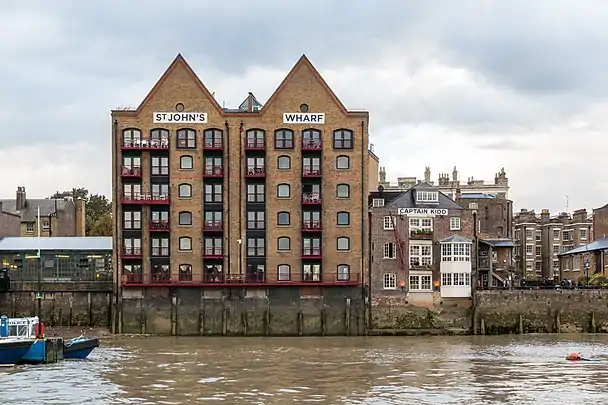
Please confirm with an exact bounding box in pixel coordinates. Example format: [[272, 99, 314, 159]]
[[525, 229, 533, 240], [372, 198, 385, 208], [409, 244, 432, 266], [449, 217, 461, 231], [383, 242, 396, 259], [535, 245, 541, 256], [409, 218, 432, 231], [552, 244, 560, 255], [440, 243, 471, 262], [383, 216, 396, 230], [526, 244, 534, 255], [178, 237, 192, 251], [573, 256, 580, 271], [580, 228, 588, 241], [383, 273, 397, 289], [535, 230, 541, 241], [552, 228, 561, 240], [409, 275, 432, 291], [416, 191, 439, 202], [468, 203, 478, 210]]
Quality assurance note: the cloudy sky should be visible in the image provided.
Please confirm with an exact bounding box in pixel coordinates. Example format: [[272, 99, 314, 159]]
[[1, 0, 606, 213]]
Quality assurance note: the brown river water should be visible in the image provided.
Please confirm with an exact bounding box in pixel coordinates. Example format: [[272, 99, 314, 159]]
[[2, 334, 608, 404]]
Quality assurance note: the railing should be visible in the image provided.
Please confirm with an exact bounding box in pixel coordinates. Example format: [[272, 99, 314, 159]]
[[302, 248, 322, 258], [203, 248, 223, 258], [410, 230, 433, 240], [120, 272, 360, 286], [121, 193, 170, 204], [302, 192, 322, 204], [203, 220, 223, 231], [203, 138, 223, 150], [302, 139, 322, 150], [245, 139, 265, 150], [149, 220, 170, 231], [122, 138, 169, 150], [246, 166, 266, 177], [302, 166, 322, 177], [122, 247, 142, 258], [409, 261, 432, 270], [203, 166, 224, 177], [302, 220, 322, 231], [299, 273, 360, 283], [121, 166, 141, 177]]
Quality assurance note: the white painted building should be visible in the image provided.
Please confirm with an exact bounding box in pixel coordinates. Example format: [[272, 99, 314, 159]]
[[440, 235, 473, 298]]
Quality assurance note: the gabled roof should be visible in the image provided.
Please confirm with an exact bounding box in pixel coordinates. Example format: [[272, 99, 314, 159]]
[[386, 185, 463, 210], [368, 191, 404, 207], [558, 237, 608, 257], [238, 92, 263, 112], [441, 235, 472, 244], [0, 237, 112, 252], [0, 198, 72, 222]]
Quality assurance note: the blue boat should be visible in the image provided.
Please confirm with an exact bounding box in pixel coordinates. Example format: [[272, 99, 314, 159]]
[[0, 339, 35, 365], [63, 335, 100, 359], [0, 315, 36, 365]]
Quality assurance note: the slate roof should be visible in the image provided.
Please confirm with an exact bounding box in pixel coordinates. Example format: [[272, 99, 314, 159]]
[[0, 237, 112, 252], [0, 198, 72, 222], [368, 191, 403, 206], [387, 183, 463, 210], [459, 193, 497, 199], [558, 237, 608, 257], [481, 238, 515, 248], [440, 235, 472, 244]]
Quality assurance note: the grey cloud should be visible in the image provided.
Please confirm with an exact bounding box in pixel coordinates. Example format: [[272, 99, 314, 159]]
[[477, 139, 523, 150]]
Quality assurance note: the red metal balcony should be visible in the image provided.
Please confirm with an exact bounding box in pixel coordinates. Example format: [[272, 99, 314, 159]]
[[121, 193, 170, 205], [149, 220, 170, 232], [302, 139, 322, 151], [121, 166, 141, 178], [203, 247, 223, 259], [121, 247, 142, 259], [298, 273, 360, 285], [203, 220, 223, 232], [302, 220, 322, 232], [121, 273, 143, 284], [203, 165, 224, 177], [203, 138, 223, 150], [302, 192, 322, 205], [302, 248, 322, 259], [121, 138, 169, 151], [245, 139, 265, 150], [246, 166, 266, 177], [302, 166, 322, 177]]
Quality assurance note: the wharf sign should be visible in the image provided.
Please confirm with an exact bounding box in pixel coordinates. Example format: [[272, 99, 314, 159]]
[[283, 113, 325, 124], [397, 208, 448, 217], [153, 112, 208, 124]]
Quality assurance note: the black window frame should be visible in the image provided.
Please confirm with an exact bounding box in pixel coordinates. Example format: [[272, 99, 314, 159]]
[[246, 184, 265, 203], [336, 155, 350, 170], [277, 211, 290, 226], [277, 183, 291, 198], [337, 211, 350, 226], [333, 129, 353, 149], [277, 264, 291, 281], [277, 237, 291, 251], [274, 129, 294, 149], [204, 183, 223, 203], [151, 156, 169, 176], [203, 128, 223, 148], [247, 237, 265, 257], [123, 211, 142, 229], [176, 128, 197, 149], [179, 155, 194, 170], [178, 236, 193, 251], [178, 211, 192, 226], [337, 237, 350, 251], [247, 211, 265, 230], [178, 183, 193, 198], [336, 184, 350, 198], [277, 155, 291, 170]]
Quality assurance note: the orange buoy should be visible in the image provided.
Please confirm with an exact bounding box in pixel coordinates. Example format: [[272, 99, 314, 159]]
[[566, 352, 582, 361]]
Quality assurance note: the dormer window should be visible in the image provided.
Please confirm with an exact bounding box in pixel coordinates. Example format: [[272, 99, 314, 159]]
[[416, 191, 439, 203]]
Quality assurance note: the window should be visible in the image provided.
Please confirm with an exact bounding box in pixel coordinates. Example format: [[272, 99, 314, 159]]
[[333, 129, 353, 149], [277, 155, 291, 170], [336, 184, 350, 198], [440, 243, 471, 262], [410, 244, 432, 266], [337, 264, 350, 281], [122, 128, 142, 146], [416, 191, 439, 202], [277, 212, 290, 226], [204, 184, 223, 203], [246, 129, 265, 148], [383, 243, 396, 259], [204, 211, 222, 227], [410, 218, 432, 231], [274, 129, 294, 149], [151, 211, 169, 224], [468, 203, 479, 210], [277, 184, 290, 198], [179, 155, 193, 170], [123, 238, 142, 256], [535, 246, 541, 256], [203, 129, 223, 148], [176, 128, 196, 148], [303, 237, 321, 256], [247, 184, 265, 203], [277, 264, 291, 281], [553, 228, 561, 240], [526, 244, 534, 255], [179, 237, 192, 251], [383, 216, 396, 230], [205, 156, 223, 175], [42, 220, 49, 231], [337, 237, 350, 251], [303, 156, 321, 175], [336, 155, 350, 170], [535, 230, 541, 241], [151, 129, 169, 144], [151, 156, 169, 175], [277, 237, 291, 251], [580, 228, 588, 240], [179, 264, 192, 282], [524, 229, 533, 240], [303, 211, 321, 229], [441, 273, 452, 286], [450, 217, 461, 231], [563, 230, 572, 241], [535, 261, 541, 271], [204, 237, 223, 256], [337, 211, 350, 226], [372, 198, 384, 208], [178, 211, 192, 226], [247, 238, 265, 257], [123, 211, 141, 229], [122, 156, 141, 169], [151, 237, 169, 256], [303, 263, 321, 282], [441, 273, 470, 287], [247, 211, 265, 230], [410, 275, 432, 292], [151, 183, 169, 198], [383, 273, 397, 290], [123, 183, 141, 199], [178, 183, 192, 198], [552, 244, 560, 255], [302, 129, 322, 148]]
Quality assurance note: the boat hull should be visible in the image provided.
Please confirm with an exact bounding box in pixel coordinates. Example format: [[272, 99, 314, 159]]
[[64, 337, 99, 359], [0, 340, 34, 365]]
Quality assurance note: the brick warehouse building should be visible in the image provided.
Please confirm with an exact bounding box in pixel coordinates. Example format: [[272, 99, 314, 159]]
[[111, 54, 375, 334]]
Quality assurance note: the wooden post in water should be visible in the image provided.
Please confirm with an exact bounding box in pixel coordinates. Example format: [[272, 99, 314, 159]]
[[297, 311, 304, 336], [345, 298, 351, 336], [321, 309, 327, 336], [241, 311, 248, 336], [591, 311, 596, 333], [480, 318, 486, 335], [264, 305, 270, 336], [519, 314, 524, 334], [171, 295, 177, 336], [198, 294, 205, 336], [221, 296, 228, 336], [555, 311, 561, 333]]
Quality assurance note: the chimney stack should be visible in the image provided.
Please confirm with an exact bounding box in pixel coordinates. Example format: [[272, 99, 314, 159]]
[[573, 209, 587, 223], [15, 186, 26, 211], [541, 209, 550, 223], [75, 197, 86, 237]]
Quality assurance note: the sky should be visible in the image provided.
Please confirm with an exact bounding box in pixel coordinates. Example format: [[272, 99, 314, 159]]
[[1, 0, 607, 213]]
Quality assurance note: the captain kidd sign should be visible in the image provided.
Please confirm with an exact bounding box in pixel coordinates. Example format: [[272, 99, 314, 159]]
[[283, 113, 325, 124], [397, 208, 448, 217], [153, 112, 208, 124]]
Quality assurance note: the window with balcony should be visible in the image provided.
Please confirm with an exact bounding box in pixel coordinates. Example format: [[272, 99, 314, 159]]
[[151, 184, 169, 200], [277, 211, 290, 226], [277, 155, 291, 170], [204, 184, 223, 203], [383, 243, 396, 259], [178, 211, 192, 226], [204, 211, 223, 230], [151, 237, 169, 256], [178, 183, 192, 198], [151, 263, 170, 283], [409, 244, 432, 266], [246, 129, 265, 148], [151, 156, 169, 176], [179, 237, 192, 251], [203, 129, 223, 148], [277, 237, 291, 251], [204, 237, 223, 256], [277, 184, 291, 198], [179, 264, 192, 282], [122, 263, 142, 282], [410, 218, 432, 231], [204, 157, 223, 176], [303, 263, 321, 282], [383, 216, 396, 230], [122, 156, 141, 172], [333, 129, 353, 149], [337, 264, 350, 281], [123, 183, 141, 199], [441, 243, 471, 262], [383, 273, 397, 289], [123, 211, 141, 229], [336, 184, 350, 198], [302, 184, 321, 203], [303, 237, 321, 256], [336, 155, 350, 170], [337, 211, 350, 226], [303, 211, 321, 229], [275, 129, 294, 149], [176, 128, 196, 149], [247, 184, 264, 203], [303, 157, 321, 176], [247, 157, 265, 176], [151, 211, 169, 227], [302, 129, 321, 148], [277, 264, 291, 281], [247, 237, 265, 257], [247, 211, 265, 230], [123, 237, 142, 256], [410, 275, 432, 291], [180, 155, 194, 170], [337, 237, 350, 251], [122, 128, 142, 146], [151, 129, 169, 144]]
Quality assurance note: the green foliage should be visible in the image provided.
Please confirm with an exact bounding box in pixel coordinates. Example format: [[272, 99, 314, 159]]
[[48, 188, 112, 236]]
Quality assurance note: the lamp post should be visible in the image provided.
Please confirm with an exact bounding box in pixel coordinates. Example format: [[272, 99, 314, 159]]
[[237, 239, 243, 280], [584, 257, 590, 286]]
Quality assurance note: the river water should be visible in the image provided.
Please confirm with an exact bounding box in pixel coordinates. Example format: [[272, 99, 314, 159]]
[[2, 334, 608, 404]]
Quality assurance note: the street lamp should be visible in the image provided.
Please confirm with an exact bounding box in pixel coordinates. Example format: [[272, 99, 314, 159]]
[[237, 239, 243, 279], [584, 257, 590, 286]]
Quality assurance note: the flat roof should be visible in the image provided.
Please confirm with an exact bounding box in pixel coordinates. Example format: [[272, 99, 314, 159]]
[[0, 237, 112, 252]]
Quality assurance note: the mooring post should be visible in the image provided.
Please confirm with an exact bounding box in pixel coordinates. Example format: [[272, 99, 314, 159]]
[[591, 311, 596, 333], [480, 318, 486, 335], [556, 311, 561, 333], [264, 304, 271, 336], [297, 311, 304, 336], [221, 296, 228, 336], [345, 298, 351, 336], [519, 314, 524, 334], [171, 295, 177, 336]]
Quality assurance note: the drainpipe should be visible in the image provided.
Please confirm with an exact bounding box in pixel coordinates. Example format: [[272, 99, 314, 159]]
[[113, 119, 120, 334], [360, 120, 365, 288], [367, 210, 373, 329], [239, 121, 244, 275], [225, 121, 231, 278], [472, 211, 478, 307]]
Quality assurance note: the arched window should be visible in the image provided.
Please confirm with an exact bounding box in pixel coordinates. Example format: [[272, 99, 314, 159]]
[[278, 237, 291, 251], [302, 129, 322, 149], [245, 129, 265, 149], [333, 129, 353, 149], [336, 155, 350, 169], [336, 184, 350, 198], [178, 183, 192, 198], [277, 264, 291, 281], [150, 128, 169, 143], [277, 211, 290, 226], [179, 264, 192, 282], [203, 128, 223, 149], [277, 184, 291, 198], [179, 237, 192, 251], [179, 155, 194, 170], [337, 264, 350, 281], [274, 129, 294, 149], [178, 211, 192, 226], [277, 155, 291, 170], [337, 237, 350, 251], [122, 128, 141, 147]]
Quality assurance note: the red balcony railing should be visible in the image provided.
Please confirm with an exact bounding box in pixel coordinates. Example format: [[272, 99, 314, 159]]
[[203, 165, 224, 177], [302, 220, 322, 232], [149, 220, 170, 232], [299, 273, 360, 284], [302, 248, 322, 259], [121, 247, 142, 259], [245, 138, 265, 150], [246, 166, 266, 177], [203, 247, 223, 258], [121, 138, 169, 151], [302, 138, 322, 151], [203, 138, 223, 150], [302, 192, 322, 205], [121, 273, 143, 284], [302, 166, 322, 177], [121, 193, 170, 205], [121, 166, 141, 178], [203, 220, 223, 232]]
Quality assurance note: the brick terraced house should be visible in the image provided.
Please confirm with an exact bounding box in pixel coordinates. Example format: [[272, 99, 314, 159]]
[[111, 54, 373, 293]]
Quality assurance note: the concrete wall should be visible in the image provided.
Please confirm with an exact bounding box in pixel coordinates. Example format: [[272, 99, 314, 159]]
[[118, 286, 365, 336]]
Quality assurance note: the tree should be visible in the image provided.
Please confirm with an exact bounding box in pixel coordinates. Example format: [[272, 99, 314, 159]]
[[48, 188, 112, 236]]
